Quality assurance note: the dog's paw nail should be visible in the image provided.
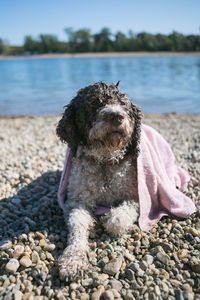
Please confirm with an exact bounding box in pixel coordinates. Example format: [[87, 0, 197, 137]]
[[58, 247, 88, 281]]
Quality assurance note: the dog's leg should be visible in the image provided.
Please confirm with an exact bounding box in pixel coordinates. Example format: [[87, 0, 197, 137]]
[[58, 206, 94, 280], [103, 201, 138, 236]]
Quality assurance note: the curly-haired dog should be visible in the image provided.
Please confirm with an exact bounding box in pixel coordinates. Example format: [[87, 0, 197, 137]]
[[56, 81, 196, 280], [56, 81, 142, 280]]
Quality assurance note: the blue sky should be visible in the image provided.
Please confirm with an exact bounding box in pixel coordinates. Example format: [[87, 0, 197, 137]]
[[0, 0, 200, 45]]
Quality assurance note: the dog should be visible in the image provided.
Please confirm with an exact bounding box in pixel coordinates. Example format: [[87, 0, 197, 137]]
[[56, 81, 142, 280]]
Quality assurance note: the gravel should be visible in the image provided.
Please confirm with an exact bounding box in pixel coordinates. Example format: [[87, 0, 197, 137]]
[[0, 114, 200, 299]]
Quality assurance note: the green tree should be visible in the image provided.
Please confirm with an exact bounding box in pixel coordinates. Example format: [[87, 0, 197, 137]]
[[38, 34, 59, 53], [93, 27, 113, 52], [135, 32, 157, 51], [155, 34, 173, 51], [65, 27, 91, 52], [0, 38, 4, 54], [24, 35, 39, 53], [0, 38, 11, 54], [168, 31, 186, 51], [114, 31, 127, 51]]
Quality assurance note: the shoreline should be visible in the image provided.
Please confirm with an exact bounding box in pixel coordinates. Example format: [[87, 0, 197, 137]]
[[0, 112, 200, 120], [1, 51, 200, 60], [0, 112, 200, 119]]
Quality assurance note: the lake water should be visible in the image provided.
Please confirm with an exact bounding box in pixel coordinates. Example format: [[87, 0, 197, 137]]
[[0, 55, 200, 115]]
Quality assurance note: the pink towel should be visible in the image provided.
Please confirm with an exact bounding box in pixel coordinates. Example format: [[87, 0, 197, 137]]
[[58, 124, 196, 231]]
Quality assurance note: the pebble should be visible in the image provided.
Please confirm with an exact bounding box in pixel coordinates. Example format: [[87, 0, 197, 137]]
[[70, 282, 79, 290], [178, 249, 188, 259], [31, 251, 40, 263], [128, 262, 140, 272], [109, 279, 122, 291], [124, 251, 135, 262], [125, 291, 135, 300], [0, 240, 12, 251], [13, 245, 24, 259], [43, 244, 56, 251], [5, 259, 20, 273], [91, 286, 105, 300], [192, 263, 200, 273], [99, 273, 109, 283], [156, 252, 170, 265], [175, 289, 185, 300], [14, 290, 23, 300], [139, 260, 148, 270], [39, 239, 47, 247], [101, 290, 114, 300], [103, 257, 122, 275], [19, 255, 32, 267], [143, 254, 154, 266], [125, 269, 135, 281], [82, 278, 93, 287]]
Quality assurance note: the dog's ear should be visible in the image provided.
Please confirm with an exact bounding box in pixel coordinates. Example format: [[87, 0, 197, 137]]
[[128, 102, 143, 157], [56, 103, 79, 154]]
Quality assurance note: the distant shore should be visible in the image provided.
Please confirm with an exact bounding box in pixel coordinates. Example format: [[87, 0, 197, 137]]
[[1, 51, 200, 60]]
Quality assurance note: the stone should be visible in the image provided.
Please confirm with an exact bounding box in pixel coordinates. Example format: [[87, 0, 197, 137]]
[[124, 251, 135, 262], [175, 289, 184, 300], [125, 291, 135, 300], [31, 251, 40, 264], [103, 257, 122, 275], [156, 252, 170, 264], [19, 255, 32, 267], [0, 239, 12, 250], [109, 279, 122, 291], [70, 282, 79, 290], [6, 259, 20, 273], [139, 260, 148, 270], [128, 262, 140, 272], [13, 245, 24, 259], [160, 242, 173, 252], [14, 290, 23, 300], [192, 263, 200, 273], [98, 273, 109, 283], [79, 293, 89, 300], [189, 227, 200, 237], [91, 286, 104, 300], [178, 249, 188, 259], [143, 254, 154, 266], [125, 269, 135, 281], [11, 198, 21, 205], [82, 278, 93, 287], [43, 243, 56, 251], [154, 285, 161, 296], [101, 290, 114, 300], [39, 239, 47, 247], [109, 289, 120, 298]]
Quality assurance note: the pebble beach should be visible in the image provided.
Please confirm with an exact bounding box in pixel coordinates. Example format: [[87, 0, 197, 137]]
[[0, 114, 200, 300]]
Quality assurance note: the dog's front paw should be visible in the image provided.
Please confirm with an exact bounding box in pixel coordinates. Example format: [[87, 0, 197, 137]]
[[58, 246, 88, 281], [103, 211, 133, 236]]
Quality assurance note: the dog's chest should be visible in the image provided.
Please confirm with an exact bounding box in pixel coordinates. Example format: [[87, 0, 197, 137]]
[[67, 156, 137, 209]]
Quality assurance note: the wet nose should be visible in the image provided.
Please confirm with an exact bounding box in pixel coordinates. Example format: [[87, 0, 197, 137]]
[[110, 112, 124, 123]]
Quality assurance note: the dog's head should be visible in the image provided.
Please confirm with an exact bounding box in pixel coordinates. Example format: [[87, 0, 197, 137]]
[[56, 82, 142, 158]]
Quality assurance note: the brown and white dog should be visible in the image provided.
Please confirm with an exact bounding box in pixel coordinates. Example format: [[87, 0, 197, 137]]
[[56, 81, 142, 280]]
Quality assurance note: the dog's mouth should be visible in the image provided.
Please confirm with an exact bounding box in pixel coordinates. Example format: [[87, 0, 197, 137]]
[[110, 128, 125, 136], [111, 130, 122, 134], [104, 130, 127, 149]]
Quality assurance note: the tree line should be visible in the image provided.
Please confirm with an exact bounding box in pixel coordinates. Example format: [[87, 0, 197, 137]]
[[1, 27, 200, 55]]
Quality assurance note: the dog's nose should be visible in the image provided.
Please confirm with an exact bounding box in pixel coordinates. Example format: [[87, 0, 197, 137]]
[[110, 112, 124, 123]]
